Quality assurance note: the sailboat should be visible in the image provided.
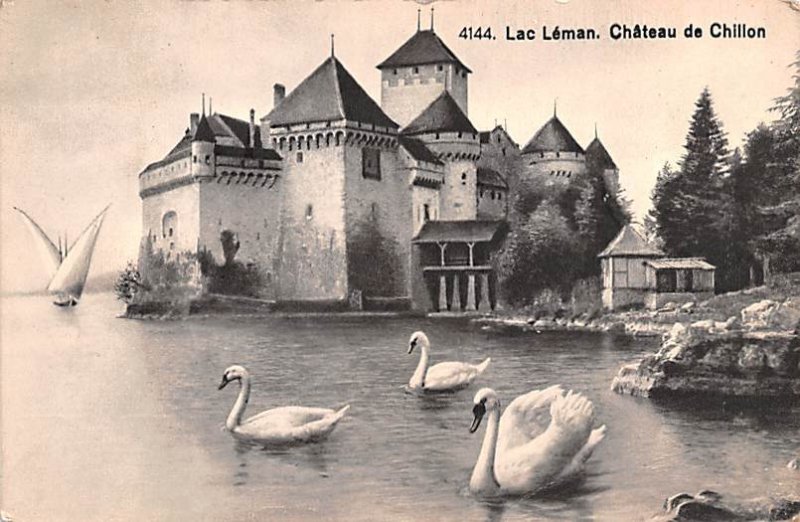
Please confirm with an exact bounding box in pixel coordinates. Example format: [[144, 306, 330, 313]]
[[13, 205, 110, 307]]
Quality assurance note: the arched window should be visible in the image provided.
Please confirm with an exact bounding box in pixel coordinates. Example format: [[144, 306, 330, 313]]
[[162, 211, 177, 240], [305, 204, 313, 220]]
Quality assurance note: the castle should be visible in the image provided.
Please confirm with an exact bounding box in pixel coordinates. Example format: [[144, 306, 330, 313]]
[[138, 19, 620, 312]]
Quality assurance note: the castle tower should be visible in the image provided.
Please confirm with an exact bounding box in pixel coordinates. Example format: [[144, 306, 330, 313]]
[[377, 22, 471, 128], [521, 113, 585, 185], [585, 131, 620, 195], [264, 53, 409, 301], [402, 91, 480, 221], [191, 115, 216, 179]]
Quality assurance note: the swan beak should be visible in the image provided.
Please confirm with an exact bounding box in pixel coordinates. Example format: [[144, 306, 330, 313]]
[[470, 403, 486, 433], [408, 340, 416, 354], [217, 376, 229, 390]]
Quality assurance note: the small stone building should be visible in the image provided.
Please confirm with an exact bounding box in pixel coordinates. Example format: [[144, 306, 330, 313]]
[[598, 225, 664, 310], [643, 258, 716, 309]]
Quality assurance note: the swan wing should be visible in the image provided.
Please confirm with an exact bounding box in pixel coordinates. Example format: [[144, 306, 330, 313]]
[[238, 405, 348, 444], [497, 385, 564, 456], [424, 359, 489, 391], [495, 391, 598, 493]]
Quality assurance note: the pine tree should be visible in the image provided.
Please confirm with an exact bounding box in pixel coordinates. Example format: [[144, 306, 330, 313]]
[[652, 88, 733, 289]]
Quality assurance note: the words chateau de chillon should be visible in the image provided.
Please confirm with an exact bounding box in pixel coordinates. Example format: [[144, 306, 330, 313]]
[[137, 20, 620, 312]]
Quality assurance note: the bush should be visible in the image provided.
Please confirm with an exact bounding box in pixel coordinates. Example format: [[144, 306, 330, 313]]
[[114, 261, 144, 303]]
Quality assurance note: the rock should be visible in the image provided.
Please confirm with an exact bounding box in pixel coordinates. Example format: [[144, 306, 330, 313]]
[[691, 319, 716, 331], [664, 493, 694, 511], [788, 458, 800, 470], [770, 499, 800, 520], [770, 298, 800, 332], [681, 301, 696, 312], [737, 343, 768, 374], [741, 299, 778, 330], [725, 316, 741, 330], [661, 301, 679, 312], [673, 500, 740, 521]]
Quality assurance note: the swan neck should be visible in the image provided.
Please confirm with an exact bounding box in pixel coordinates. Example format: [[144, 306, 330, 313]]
[[470, 406, 500, 494], [226, 376, 250, 431], [410, 343, 429, 388]]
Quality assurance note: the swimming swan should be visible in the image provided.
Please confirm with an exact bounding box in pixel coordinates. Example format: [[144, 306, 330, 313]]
[[407, 331, 491, 393], [468, 386, 606, 496], [218, 365, 350, 445]]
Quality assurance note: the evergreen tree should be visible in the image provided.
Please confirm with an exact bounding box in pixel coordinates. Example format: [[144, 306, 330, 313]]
[[652, 88, 733, 289]]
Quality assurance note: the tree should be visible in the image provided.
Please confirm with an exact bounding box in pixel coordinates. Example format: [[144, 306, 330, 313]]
[[347, 217, 401, 297], [651, 88, 734, 289]]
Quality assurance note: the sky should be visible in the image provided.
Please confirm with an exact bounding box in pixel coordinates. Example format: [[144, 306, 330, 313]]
[[1, 0, 798, 293]]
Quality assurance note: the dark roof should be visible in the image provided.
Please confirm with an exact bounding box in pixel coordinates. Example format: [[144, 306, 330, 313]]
[[193, 115, 216, 142], [398, 136, 442, 165], [214, 145, 281, 161], [377, 30, 471, 72], [645, 258, 715, 270], [477, 168, 508, 189], [413, 220, 507, 243], [166, 132, 193, 157], [598, 225, 664, 258], [522, 116, 584, 155], [586, 137, 617, 169], [216, 114, 261, 148], [402, 91, 478, 136], [267, 56, 397, 129]]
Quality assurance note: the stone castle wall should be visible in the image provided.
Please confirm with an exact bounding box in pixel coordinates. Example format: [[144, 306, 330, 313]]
[[522, 152, 586, 185], [274, 135, 349, 301], [141, 182, 200, 256], [343, 135, 412, 297]]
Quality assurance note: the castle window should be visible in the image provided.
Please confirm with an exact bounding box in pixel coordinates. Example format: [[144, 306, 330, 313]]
[[205, 154, 211, 165], [362, 148, 381, 180], [413, 67, 419, 74], [297, 152, 304, 163], [305, 204, 313, 220], [498, 192, 502, 200], [437, 65, 443, 72], [502, 148, 506, 156], [393, 69, 398, 75], [491, 191, 496, 200], [435, 133, 440, 140], [193, 155, 197, 163], [423, 204, 430, 222], [462, 71, 467, 78], [480, 188, 484, 197], [556, 152, 560, 158], [458, 132, 462, 138], [162, 211, 177, 240], [540, 152, 544, 158], [370, 202, 378, 218], [169, 242, 174, 251], [461, 172, 467, 185]]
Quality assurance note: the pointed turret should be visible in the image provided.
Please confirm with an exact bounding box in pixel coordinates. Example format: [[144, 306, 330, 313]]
[[522, 116, 583, 155], [192, 115, 216, 143]]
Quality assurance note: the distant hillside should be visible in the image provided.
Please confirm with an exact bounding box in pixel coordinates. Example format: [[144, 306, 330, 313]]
[[85, 270, 120, 293]]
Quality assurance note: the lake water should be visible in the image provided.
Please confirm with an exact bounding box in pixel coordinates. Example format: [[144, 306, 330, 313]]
[[2, 293, 798, 521]]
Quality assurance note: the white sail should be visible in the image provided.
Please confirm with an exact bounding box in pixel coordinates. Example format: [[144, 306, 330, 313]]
[[47, 205, 110, 303], [13, 207, 62, 282]]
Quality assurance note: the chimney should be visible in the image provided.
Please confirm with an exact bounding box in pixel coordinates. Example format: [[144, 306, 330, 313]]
[[249, 109, 256, 148], [273, 83, 286, 108], [190, 113, 199, 134]]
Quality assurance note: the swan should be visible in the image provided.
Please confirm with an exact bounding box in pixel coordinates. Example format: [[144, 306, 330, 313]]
[[217, 365, 350, 445], [406, 331, 491, 393], [468, 386, 607, 496]]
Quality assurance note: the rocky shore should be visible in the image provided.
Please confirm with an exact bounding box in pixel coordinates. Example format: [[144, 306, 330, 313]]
[[611, 298, 800, 400], [650, 490, 800, 521]]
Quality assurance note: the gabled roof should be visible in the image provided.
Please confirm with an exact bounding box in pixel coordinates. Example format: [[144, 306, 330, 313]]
[[377, 30, 471, 72], [413, 220, 507, 244], [522, 116, 584, 155], [402, 91, 478, 136], [598, 225, 664, 258], [267, 56, 397, 129], [399, 136, 442, 165], [477, 168, 508, 189], [193, 115, 216, 142], [586, 137, 617, 170]]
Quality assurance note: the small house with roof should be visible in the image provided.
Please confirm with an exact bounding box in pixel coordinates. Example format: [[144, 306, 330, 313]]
[[598, 225, 717, 310], [643, 258, 716, 309], [597, 225, 665, 310]]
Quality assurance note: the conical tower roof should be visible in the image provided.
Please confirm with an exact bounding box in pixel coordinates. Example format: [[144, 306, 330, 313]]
[[586, 137, 617, 169], [522, 116, 583, 155], [402, 91, 477, 136], [192, 115, 216, 143], [377, 30, 470, 72], [267, 56, 397, 129]]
